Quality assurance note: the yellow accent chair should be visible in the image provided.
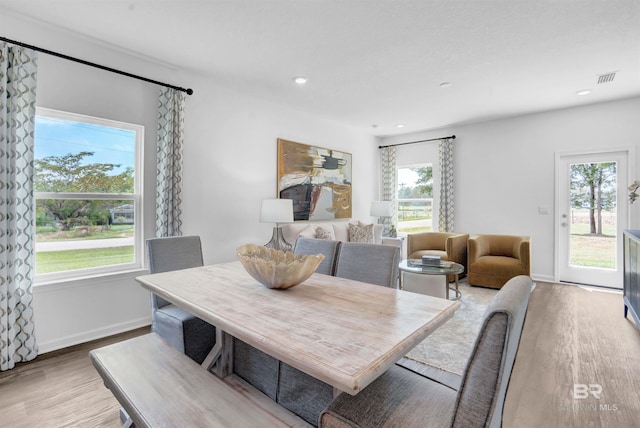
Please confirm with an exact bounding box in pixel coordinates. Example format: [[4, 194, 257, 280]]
[[467, 234, 531, 289], [406, 232, 469, 281]]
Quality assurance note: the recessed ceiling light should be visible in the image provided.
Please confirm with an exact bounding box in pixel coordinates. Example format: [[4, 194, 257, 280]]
[[395, 124, 405, 129], [293, 76, 308, 85], [576, 89, 592, 96], [439, 82, 452, 88]]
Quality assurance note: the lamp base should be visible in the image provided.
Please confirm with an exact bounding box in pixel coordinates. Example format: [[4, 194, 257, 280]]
[[265, 226, 292, 252]]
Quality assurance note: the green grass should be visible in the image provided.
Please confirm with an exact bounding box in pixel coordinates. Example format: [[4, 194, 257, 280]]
[[36, 246, 134, 274], [36, 225, 134, 242], [568, 219, 616, 268], [570, 234, 616, 269], [398, 226, 433, 233]]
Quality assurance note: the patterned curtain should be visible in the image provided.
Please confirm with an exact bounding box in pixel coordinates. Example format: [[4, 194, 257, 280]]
[[438, 138, 455, 232], [380, 146, 397, 236], [0, 43, 38, 371], [155, 88, 186, 237]]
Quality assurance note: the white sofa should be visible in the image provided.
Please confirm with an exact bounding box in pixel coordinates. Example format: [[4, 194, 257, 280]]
[[281, 220, 402, 249]]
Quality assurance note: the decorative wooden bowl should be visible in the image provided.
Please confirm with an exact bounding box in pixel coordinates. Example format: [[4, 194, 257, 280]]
[[236, 243, 324, 289]]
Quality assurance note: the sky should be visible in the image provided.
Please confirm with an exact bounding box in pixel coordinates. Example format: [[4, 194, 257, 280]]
[[397, 167, 420, 188], [34, 115, 135, 175]]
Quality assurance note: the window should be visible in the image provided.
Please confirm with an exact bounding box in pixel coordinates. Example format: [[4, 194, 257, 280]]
[[397, 164, 433, 234], [34, 107, 144, 281]]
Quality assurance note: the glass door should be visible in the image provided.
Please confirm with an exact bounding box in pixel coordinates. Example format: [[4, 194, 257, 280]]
[[556, 151, 628, 288]]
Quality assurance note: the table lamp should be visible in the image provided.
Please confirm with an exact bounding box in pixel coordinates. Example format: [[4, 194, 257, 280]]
[[370, 200, 393, 236], [261, 198, 294, 251]]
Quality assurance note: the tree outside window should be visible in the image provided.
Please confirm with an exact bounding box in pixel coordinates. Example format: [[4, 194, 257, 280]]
[[34, 108, 143, 278]]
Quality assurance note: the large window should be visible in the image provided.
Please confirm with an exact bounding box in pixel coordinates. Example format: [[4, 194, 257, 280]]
[[397, 164, 433, 234], [34, 108, 144, 281]]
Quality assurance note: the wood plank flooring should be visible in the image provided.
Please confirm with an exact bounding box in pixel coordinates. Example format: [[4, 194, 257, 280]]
[[504, 282, 640, 428], [0, 327, 149, 428], [1, 282, 638, 427]]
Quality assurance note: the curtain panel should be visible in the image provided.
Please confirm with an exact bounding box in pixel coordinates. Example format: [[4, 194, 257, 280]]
[[0, 43, 38, 371], [438, 138, 455, 232], [155, 88, 186, 237], [380, 146, 397, 235]]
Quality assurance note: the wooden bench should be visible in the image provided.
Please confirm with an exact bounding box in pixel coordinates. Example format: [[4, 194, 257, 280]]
[[89, 332, 311, 428]]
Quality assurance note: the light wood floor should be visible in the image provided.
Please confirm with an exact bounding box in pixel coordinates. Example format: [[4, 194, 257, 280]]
[[0, 327, 149, 428], [504, 281, 640, 428], [1, 282, 638, 427]]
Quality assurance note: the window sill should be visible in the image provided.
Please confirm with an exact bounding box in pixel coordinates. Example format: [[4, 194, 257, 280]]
[[34, 268, 150, 293]]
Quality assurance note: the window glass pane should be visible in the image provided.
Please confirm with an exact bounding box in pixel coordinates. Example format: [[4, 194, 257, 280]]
[[35, 199, 135, 274], [569, 161, 617, 269], [397, 165, 433, 234], [34, 116, 135, 193]]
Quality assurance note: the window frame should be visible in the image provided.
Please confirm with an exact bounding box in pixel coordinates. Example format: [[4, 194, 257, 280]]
[[33, 107, 145, 284]]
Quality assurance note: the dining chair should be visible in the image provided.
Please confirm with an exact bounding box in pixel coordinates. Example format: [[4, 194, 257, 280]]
[[334, 242, 401, 288], [147, 235, 216, 364], [293, 237, 341, 275], [320, 275, 533, 428]]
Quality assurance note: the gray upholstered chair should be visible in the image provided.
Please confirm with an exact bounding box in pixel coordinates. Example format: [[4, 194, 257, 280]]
[[147, 236, 216, 364], [320, 275, 533, 428], [293, 237, 341, 275], [334, 242, 401, 288]]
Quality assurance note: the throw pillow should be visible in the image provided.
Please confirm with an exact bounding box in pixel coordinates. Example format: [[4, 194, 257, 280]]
[[315, 226, 335, 240], [348, 222, 374, 243], [298, 224, 317, 239]]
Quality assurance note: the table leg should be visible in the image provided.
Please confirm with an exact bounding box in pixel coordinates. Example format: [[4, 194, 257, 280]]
[[202, 329, 234, 378], [451, 274, 462, 300]]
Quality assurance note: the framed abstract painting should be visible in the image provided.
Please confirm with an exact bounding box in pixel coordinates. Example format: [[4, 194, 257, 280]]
[[277, 138, 352, 221]]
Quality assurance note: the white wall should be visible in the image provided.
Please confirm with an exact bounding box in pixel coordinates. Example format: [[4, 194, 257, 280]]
[[381, 96, 640, 282], [181, 78, 378, 263], [2, 13, 378, 353]]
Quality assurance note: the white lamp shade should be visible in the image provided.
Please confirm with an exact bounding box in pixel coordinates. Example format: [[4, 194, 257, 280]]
[[370, 201, 392, 217], [260, 199, 294, 223]]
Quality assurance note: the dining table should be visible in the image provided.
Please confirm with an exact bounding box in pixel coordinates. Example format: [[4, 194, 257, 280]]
[[135, 260, 460, 396]]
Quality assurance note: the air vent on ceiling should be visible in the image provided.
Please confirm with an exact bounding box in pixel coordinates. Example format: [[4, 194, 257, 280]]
[[597, 71, 618, 84]]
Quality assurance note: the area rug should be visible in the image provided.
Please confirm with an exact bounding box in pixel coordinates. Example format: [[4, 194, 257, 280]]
[[404, 280, 497, 375]]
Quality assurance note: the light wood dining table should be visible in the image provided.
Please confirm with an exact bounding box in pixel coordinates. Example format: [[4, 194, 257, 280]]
[[136, 260, 460, 396]]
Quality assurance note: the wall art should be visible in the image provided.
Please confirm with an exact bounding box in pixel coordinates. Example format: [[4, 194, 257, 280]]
[[277, 138, 352, 221]]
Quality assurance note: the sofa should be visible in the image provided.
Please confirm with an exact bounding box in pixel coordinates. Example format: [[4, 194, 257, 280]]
[[282, 220, 402, 249]]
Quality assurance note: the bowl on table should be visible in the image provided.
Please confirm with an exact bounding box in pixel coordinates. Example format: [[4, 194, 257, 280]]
[[236, 243, 324, 289]]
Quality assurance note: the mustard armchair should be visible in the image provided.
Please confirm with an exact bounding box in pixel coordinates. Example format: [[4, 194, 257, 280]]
[[406, 232, 469, 281], [468, 234, 531, 289]]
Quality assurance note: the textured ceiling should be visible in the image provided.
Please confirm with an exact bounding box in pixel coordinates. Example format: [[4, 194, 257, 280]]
[[1, 0, 639, 136]]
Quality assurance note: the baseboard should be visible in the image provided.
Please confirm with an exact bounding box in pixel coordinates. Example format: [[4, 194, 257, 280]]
[[38, 317, 152, 354], [531, 274, 554, 283]]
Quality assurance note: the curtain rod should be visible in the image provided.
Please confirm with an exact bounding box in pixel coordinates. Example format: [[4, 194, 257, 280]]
[[1, 35, 194, 95], [378, 134, 455, 149]]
